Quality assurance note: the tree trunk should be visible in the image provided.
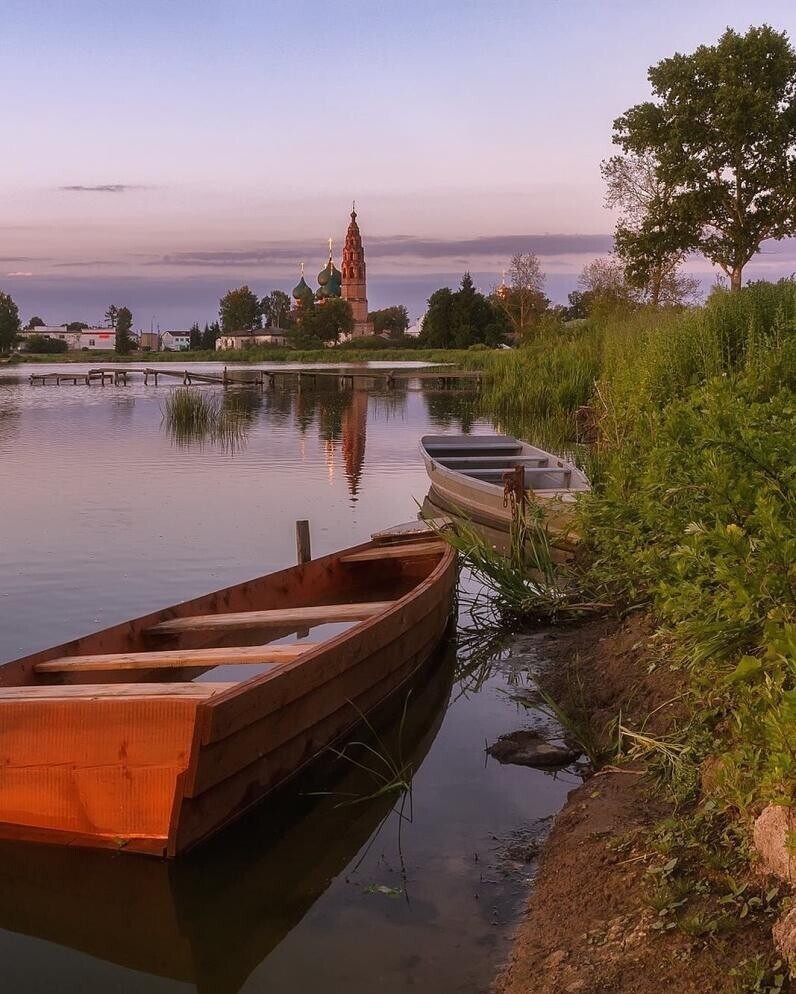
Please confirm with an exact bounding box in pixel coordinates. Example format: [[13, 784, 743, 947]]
[[730, 266, 743, 291]]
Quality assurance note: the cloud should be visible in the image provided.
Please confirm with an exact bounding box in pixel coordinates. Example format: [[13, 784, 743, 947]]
[[6, 271, 34, 277], [149, 233, 615, 269], [0, 256, 41, 263], [52, 260, 113, 268], [58, 184, 149, 193]]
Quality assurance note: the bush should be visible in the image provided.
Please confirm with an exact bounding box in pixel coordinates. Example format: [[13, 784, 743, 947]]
[[24, 335, 68, 354]]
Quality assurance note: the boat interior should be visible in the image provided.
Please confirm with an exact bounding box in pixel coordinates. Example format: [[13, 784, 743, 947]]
[[0, 533, 449, 706], [422, 434, 582, 491]]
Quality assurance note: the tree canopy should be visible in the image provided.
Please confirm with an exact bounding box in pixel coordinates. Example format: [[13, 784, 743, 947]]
[[26, 316, 45, 330], [299, 297, 354, 344], [114, 306, 134, 354], [613, 25, 796, 290], [493, 253, 549, 339], [104, 304, 118, 329], [368, 305, 409, 338], [219, 286, 261, 332], [261, 290, 293, 329], [0, 291, 21, 351], [419, 274, 508, 348], [24, 335, 68, 354]]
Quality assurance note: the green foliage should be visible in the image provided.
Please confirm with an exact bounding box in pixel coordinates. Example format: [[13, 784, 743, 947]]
[[261, 289, 292, 330], [26, 316, 45, 330], [420, 273, 509, 348], [294, 297, 354, 344], [0, 290, 21, 351], [114, 306, 134, 354], [219, 285, 261, 332], [23, 334, 68, 354], [368, 304, 409, 338], [614, 25, 796, 289]]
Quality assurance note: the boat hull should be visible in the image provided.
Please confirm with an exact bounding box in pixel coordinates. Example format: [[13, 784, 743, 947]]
[[0, 541, 456, 857]]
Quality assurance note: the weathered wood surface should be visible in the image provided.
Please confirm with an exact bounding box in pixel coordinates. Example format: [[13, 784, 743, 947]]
[[149, 602, 392, 636], [0, 683, 235, 700], [339, 543, 445, 563], [35, 643, 315, 674]]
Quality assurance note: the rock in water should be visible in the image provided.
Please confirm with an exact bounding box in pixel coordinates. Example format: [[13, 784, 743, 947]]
[[487, 730, 580, 768]]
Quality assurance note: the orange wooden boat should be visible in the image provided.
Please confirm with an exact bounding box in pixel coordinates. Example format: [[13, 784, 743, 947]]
[[0, 534, 456, 857]]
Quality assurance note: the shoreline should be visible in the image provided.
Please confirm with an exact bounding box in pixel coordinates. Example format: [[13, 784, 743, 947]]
[[494, 613, 785, 994]]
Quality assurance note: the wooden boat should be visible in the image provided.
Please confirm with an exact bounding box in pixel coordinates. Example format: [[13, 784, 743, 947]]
[[420, 433, 589, 543], [0, 650, 455, 993], [0, 535, 456, 857]]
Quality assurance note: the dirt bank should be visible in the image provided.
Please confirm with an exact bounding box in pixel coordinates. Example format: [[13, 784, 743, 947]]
[[494, 613, 787, 994]]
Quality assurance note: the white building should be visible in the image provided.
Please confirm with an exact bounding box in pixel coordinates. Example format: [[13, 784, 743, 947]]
[[216, 331, 288, 350], [161, 331, 191, 351], [19, 327, 81, 349], [78, 329, 116, 350]]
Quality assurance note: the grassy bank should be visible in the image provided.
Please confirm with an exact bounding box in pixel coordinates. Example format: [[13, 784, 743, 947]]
[[473, 282, 795, 988], [12, 346, 480, 365]]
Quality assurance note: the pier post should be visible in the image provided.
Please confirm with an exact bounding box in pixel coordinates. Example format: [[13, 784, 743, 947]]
[[295, 520, 311, 565]]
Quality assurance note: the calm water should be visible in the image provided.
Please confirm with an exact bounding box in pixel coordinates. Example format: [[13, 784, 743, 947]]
[[0, 363, 574, 994]]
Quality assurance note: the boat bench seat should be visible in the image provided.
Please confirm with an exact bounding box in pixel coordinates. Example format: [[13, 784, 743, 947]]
[[34, 643, 316, 674], [340, 543, 444, 563], [437, 456, 549, 466], [149, 601, 394, 636], [0, 682, 238, 700], [463, 467, 573, 479]]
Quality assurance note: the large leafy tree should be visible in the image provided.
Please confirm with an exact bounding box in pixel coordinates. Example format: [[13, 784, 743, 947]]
[[219, 285, 261, 332], [115, 306, 134, 354], [368, 305, 409, 338], [493, 253, 549, 338], [261, 290, 292, 329], [613, 25, 796, 290], [601, 153, 700, 307], [420, 274, 508, 348], [0, 291, 21, 351], [298, 297, 353, 344]]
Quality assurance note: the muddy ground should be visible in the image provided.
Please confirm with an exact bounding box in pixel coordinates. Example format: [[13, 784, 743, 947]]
[[493, 612, 788, 994]]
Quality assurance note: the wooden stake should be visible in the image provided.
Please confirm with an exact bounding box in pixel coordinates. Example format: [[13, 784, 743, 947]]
[[295, 520, 311, 564]]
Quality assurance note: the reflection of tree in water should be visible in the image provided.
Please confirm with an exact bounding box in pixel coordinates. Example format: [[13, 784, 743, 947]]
[[293, 388, 316, 436], [0, 399, 19, 449], [316, 387, 349, 444], [221, 388, 263, 426], [423, 389, 479, 433], [369, 388, 407, 423], [260, 386, 293, 427]]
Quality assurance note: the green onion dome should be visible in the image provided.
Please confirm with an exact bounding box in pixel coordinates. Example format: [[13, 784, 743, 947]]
[[292, 275, 312, 300]]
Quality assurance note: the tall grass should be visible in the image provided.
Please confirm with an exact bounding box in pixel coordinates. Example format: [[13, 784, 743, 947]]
[[161, 387, 249, 450]]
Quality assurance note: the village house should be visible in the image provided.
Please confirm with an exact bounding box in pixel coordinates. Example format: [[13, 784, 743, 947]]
[[161, 331, 191, 351]]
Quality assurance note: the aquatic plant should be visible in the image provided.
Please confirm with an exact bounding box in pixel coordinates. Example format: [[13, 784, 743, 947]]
[[161, 387, 249, 451]]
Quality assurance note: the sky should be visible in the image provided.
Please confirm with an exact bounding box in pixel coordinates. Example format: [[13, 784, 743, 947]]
[[2, 0, 796, 328]]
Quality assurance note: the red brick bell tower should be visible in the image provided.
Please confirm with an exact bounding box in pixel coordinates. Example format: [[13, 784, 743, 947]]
[[341, 205, 373, 338]]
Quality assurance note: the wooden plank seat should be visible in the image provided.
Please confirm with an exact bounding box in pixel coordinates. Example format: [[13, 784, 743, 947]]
[[437, 455, 549, 466], [0, 682, 237, 700], [34, 643, 316, 674], [148, 601, 394, 637], [340, 543, 445, 563], [425, 443, 521, 453], [462, 467, 572, 479]]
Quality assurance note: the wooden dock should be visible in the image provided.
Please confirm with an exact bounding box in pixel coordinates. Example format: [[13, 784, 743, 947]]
[[29, 366, 482, 389]]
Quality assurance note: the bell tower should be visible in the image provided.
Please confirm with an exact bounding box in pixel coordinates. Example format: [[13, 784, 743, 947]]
[[341, 204, 373, 337]]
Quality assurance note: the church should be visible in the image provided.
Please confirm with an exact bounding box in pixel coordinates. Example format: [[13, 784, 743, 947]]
[[292, 206, 374, 338]]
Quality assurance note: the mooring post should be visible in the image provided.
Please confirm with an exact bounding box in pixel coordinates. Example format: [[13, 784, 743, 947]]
[[295, 519, 311, 565]]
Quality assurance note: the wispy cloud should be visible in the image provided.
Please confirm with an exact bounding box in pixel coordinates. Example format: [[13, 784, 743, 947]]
[[52, 260, 113, 268], [149, 233, 615, 269], [6, 271, 34, 277], [58, 184, 149, 193]]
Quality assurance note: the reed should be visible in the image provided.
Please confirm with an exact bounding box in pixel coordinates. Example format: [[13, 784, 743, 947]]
[[161, 387, 249, 450]]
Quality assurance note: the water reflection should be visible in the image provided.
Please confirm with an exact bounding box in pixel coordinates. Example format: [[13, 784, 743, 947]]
[[0, 650, 455, 994]]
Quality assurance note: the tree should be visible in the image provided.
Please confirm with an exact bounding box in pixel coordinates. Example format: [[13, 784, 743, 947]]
[[0, 291, 21, 351], [26, 316, 45, 330], [115, 306, 134, 354], [219, 286, 261, 332], [189, 322, 202, 349], [368, 305, 409, 338], [104, 304, 119, 329], [602, 153, 700, 307], [576, 256, 641, 315], [201, 321, 220, 350], [64, 321, 88, 332], [24, 335, 68, 354], [613, 25, 796, 291], [493, 253, 549, 338], [296, 297, 354, 344], [261, 290, 292, 329], [420, 274, 508, 348]]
